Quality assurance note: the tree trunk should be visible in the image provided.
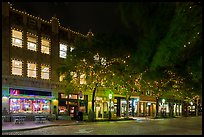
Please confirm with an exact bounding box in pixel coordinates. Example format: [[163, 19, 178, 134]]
[[125, 95, 130, 118], [156, 97, 159, 118], [90, 85, 97, 122], [195, 98, 198, 116], [92, 87, 96, 113]]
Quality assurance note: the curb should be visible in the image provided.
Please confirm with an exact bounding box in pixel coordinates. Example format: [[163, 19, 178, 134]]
[[2, 122, 81, 132]]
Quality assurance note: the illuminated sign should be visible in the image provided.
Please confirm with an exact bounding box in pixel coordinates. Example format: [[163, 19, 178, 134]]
[[10, 89, 20, 95]]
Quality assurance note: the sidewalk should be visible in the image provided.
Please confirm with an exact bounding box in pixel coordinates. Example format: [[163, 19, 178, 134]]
[[2, 117, 151, 132], [2, 120, 78, 132]]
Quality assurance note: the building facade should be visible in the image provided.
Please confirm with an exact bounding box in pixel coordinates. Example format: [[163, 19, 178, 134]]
[[2, 2, 186, 120], [2, 2, 90, 119]]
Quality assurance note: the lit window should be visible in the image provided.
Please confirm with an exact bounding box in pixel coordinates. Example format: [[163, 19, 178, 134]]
[[59, 43, 67, 58], [12, 29, 22, 48], [27, 34, 37, 51], [80, 74, 86, 84], [41, 65, 49, 79], [60, 93, 67, 98], [27, 62, 37, 78], [59, 74, 66, 82], [41, 38, 50, 54], [11, 59, 23, 76]]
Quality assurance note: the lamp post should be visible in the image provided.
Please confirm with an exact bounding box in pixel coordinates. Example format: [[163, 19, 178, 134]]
[[109, 93, 112, 120]]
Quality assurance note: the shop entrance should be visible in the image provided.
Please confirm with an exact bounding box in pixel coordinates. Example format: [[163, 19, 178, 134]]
[[69, 106, 78, 119]]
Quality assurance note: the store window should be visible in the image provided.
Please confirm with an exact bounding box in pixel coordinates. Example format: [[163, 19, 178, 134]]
[[59, 43, 67, 58], [10, 98, 50, 113], [27, 62, 37, 78], [41, 38, 50, 54], [41, 65, 49, 79], [11, 29, 23, 48], [60, 93, 67, 99], [27, 33, 37, 51], [11, 59, 23, 76], [69, 94, 77, 99]]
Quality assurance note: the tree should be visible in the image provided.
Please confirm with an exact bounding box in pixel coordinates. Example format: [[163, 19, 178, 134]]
[[119, 2, 202, 102]]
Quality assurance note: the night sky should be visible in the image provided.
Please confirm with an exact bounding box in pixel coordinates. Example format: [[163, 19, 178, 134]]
[[11, 2, 127, 35]]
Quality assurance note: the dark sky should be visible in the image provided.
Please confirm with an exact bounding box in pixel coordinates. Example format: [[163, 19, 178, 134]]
[[11, 2, 127, 35]]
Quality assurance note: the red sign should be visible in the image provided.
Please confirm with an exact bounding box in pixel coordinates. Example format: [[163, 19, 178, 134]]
[[10, 89, 20, 95]]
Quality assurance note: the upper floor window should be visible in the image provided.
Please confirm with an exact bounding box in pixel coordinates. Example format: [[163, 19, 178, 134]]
[[41, 65, 50, 79], [59, 43, 67, 58], [27, 62, 37, 78], [11, 59, 23, 76], [41, 38, 50, 54], [12, 29, 22, 48], [27, 33, 37, 51]]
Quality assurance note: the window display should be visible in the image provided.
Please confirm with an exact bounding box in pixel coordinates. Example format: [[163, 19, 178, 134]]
[[10, 98, 50, 114]]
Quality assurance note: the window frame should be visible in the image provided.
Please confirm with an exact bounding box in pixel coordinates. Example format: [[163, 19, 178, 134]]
[[59, 43, 68, 58], [41, 38, 50, 54], [27, 33, 38, 51], [11, 29, 23, 48], [11, 59, 23, 76], [41, 65, 50, 80], [27, 62, 37, 78]]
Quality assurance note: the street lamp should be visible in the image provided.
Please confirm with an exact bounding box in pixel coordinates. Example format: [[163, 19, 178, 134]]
[[109, 93, 112, 120]]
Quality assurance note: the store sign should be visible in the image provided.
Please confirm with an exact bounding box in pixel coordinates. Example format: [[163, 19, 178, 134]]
[[10, 88, 20, 95], [147, 102, 151, 106]]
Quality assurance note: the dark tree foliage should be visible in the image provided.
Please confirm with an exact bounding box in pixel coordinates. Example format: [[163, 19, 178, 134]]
[[119, 2, 202, 97]]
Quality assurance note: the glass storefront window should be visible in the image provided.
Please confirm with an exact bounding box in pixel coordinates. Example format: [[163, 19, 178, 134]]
[[9, 98, 50, 114]]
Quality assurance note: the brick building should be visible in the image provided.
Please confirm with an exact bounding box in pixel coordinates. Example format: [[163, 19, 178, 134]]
[[2, 2, 91, 119]]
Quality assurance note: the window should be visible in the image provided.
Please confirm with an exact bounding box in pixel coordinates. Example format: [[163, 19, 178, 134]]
[[27, 34, 37, 51], [11, 59, 23, 76], [27, 62, 37, 78], [59, 74, 66, 82], [59, 43, 67, 58], [41, 38, 50, 54], [12, 29, 22, 48], [60, 93, 67, 99], [10, 98, 51, 114], [41, 65, 49, 79]]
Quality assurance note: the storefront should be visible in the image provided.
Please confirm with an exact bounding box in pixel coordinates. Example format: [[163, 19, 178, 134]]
[[2, 87, 54, 114], [58, 93, 88, 119]]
